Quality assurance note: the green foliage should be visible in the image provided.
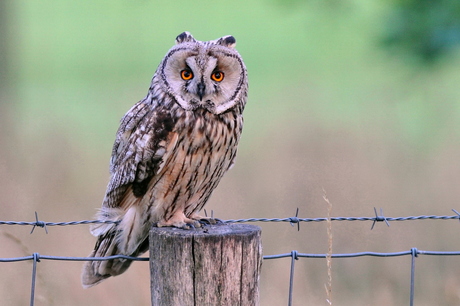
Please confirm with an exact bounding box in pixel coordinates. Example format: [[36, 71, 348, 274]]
[[4, 0, 460, 150], [382, 0, 460, 63]]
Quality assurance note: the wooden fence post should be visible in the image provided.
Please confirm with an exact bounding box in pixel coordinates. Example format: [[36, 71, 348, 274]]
[[149, 224, 262, 306]]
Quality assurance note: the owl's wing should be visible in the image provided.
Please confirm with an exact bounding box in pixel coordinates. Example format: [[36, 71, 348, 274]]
[[102, 100, 175, 209]]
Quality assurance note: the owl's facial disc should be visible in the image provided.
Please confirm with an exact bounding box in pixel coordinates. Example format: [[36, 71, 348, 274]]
[[161, 42, 246, 114]]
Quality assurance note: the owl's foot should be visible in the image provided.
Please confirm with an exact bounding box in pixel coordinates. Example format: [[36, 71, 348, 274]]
[[157, 212, 201, 229]]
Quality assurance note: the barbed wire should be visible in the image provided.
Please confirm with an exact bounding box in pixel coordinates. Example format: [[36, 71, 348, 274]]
[[1, 208, 460, 306], [2, 207, 460, 233]]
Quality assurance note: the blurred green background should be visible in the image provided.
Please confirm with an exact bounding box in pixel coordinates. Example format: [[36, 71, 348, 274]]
[[1, 0, 460, 305]]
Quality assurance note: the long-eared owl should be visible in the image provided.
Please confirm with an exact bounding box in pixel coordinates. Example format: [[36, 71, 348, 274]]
[[81, 32, 248, 288]]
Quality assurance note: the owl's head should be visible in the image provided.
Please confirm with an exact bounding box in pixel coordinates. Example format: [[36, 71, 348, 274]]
[[156, 32, 248, 115]]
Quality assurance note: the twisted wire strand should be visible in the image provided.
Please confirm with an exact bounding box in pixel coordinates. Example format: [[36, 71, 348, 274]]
[[224, 215, 460, 223], [0, 215, 460, 227]]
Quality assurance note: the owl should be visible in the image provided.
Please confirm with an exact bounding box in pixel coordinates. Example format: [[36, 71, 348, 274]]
[[81, 32, 248, 288]]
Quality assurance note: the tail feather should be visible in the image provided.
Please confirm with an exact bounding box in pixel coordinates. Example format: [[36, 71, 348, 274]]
[[82, 204, 152, 288], [81, 225, 150, 288], [81, 231, 133, 288]]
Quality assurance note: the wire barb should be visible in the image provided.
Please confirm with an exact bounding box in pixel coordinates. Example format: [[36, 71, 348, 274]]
[[289, 208, 301, 231], [371, 207, 390, 230], [30, 212, 48, 234], [203, 209, 215, 219], [452, 209, 460, 222]]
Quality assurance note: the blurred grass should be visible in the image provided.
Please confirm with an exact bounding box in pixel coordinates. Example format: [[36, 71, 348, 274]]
[[1, 0, 460, 305]]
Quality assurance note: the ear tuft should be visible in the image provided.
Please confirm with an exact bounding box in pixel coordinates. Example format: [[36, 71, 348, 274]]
[[215, 35, 236, 48], [175, 32, 196, 44]]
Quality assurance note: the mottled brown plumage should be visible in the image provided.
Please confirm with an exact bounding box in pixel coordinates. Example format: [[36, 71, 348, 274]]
[[82, 32, 248, 288]]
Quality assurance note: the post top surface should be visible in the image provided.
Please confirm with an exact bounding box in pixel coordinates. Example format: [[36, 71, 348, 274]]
[[150, 223, 261, 238]]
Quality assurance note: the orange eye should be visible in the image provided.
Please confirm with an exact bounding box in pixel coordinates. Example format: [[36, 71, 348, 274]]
[[211, 71, 224, 82], [181, 69, 193, 80]]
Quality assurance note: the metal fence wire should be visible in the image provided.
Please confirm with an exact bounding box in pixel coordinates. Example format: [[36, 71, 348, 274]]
[[2, 208, 460, 306]]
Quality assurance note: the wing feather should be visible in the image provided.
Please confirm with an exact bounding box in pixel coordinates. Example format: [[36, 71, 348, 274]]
[[102, 100, 175, 209]]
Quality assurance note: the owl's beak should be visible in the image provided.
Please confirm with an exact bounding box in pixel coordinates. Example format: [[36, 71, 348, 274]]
[[197, 82, 206, 101]]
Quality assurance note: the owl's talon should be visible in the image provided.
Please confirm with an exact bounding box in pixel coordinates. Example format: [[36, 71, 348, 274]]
[[181, 223, 193, 230], [198, 217, 223, 225], [198, 219, 211, 226], [181, 220, 201, 230], [198, 218, 212, 225], [214, 218, 224, 224]]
